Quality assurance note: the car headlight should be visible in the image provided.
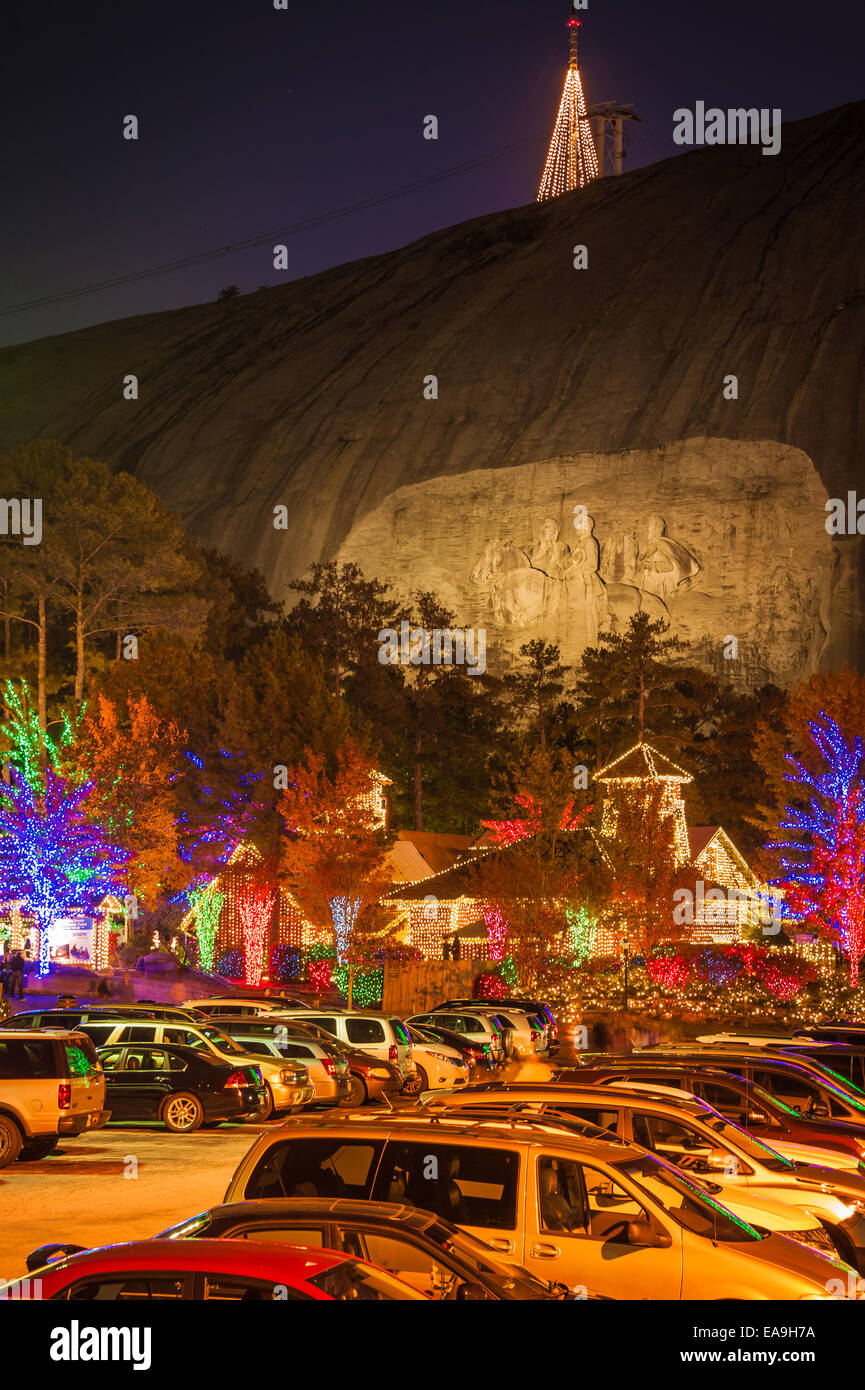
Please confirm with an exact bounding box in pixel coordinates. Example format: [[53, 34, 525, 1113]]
[[839, 1200, 865, 1219], [371, 1068, 392, 1079], [427, 1051, 452, 1063], [279, 1069, 302, 1085]]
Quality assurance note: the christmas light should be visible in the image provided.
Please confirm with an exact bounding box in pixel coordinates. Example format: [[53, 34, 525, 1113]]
[[0, 769, 128, 975], [565, 906, 597, 965], [773, 713, 865, 986], [331, 896, 361, 965], [189, 884, 224, 974], [483, 903, 508, 961], [239, 883, 275, 988], [537, 17, 598, 200]]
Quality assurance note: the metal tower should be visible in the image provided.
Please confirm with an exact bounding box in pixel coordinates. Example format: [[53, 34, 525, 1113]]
[[536, 16, 599, 201]]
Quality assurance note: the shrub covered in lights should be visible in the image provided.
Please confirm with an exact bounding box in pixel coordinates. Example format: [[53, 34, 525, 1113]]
[[474, 971, 508, 1001], [215, 948, 243, 979], [753, 952, 818, 1001], [646, 954, 692, 990], [693, 949, 744, 988], [333, 963, 383, 1008], [269, 945, 302, 983]]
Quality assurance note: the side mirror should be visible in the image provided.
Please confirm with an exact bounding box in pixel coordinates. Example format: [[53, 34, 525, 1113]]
[[626, 1221, 671, 1250], [747, 1110, 768, 1124], [456, 1281, 488, 1301]]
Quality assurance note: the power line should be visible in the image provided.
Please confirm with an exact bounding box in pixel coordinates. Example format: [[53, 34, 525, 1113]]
[[0, 134, 548, 320]]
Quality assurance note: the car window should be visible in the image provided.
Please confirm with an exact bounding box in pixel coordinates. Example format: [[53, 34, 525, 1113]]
[[306, 1260, 427, 1302], [77, 1023, 119, 1047], [118, 1025, 159, 1043], [752, 1067, 819, 1101], [459, 1018, 483, 1035], [552, 1105, 620, 1135], [0, 1038, 57, 1078], [237, 1040, 275, 1056], [98, 1047, 125, 1072], [373, 1141, 519, 1230], [202, 1275, 295, 1301], [165, 1053, 189, 1073], [315, 1018, 338, 1036], [64, 1041, 97, 1076], [637, 1113, 752, 1176], [389, 1021, 410, 1046], [354, 1230, 488, 1300], [66, 1277, 185, 1301], [277, 1044, 315, 1059], [244, 1138, 384, 1200], [233, 1226, 325, 1247], [123, 1048, 168, 1072], [346, 1019, 385, 1045]]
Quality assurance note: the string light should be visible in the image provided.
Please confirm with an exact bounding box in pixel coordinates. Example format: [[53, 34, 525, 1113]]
[[0, 769, 128, 975], [773, 713, 865, 986], [537, 18, 598, 201], [239, 883, 275, 987], [189, 884, 224, 974]]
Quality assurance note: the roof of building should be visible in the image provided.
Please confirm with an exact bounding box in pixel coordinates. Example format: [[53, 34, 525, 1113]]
[[595, 742, 693, 783], [388, 831, 476, 883]]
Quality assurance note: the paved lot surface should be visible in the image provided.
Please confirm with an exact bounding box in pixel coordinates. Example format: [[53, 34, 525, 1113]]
[[0, 1121, 274, 1281]]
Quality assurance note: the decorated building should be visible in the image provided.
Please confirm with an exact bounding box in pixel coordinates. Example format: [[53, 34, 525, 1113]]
[[385, 741, 772, 961]]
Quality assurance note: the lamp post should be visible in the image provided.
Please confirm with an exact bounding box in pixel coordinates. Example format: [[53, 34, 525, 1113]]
[[623, 941, 631, 1011]]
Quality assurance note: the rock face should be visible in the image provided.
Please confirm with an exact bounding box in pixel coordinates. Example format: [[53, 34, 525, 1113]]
[[2, 101, 864, 682]]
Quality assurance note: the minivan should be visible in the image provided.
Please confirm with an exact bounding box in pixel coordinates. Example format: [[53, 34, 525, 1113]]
[[223, 1112, 859, 1300]]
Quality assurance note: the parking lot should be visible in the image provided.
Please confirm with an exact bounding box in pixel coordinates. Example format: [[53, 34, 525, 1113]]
[[0, 1121, 271, 1279]]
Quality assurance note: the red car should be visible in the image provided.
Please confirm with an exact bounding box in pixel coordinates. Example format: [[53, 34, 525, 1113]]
[[7, 1239, 428, 1302]]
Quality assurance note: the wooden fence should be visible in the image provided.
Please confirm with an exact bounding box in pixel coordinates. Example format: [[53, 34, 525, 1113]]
[[382, 960, 484, 1016]]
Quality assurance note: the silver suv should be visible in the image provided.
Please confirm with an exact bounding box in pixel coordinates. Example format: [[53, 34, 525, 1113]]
[[276, 1010, 414, 1082]]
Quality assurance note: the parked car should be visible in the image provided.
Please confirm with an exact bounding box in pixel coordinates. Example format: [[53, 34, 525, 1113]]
[[197, 1013, 401, 1107], [54, 1016, 313, 1119], [98, 1042, 265, 1132], [435, 996, 559, 1052], [696, 1032, 865, 1089], [408, 1009, 506, 1065], [564, 1059, 865, 1170], [8, 1239, 429, 1301], [2, 1004, 203, 1031], [427, 1084, 865, 1267], [486, 1007, 549, 1057], [619, 1046, 865, 1124], [405, 1021, 495, 1071], [223, 1111, 858, 1300], [214, 1020, 352, 1107], [275, 1010, 414, 1083], [152, 1199, 567, 1300], [0, 1029, 108, 1167], [401, 1027, 470, 1095], [183, 997, 310, 1019], [795, 1024, 865, 1045]]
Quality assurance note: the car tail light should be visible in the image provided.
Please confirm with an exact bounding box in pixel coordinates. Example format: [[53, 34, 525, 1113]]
[[322, 1058, 339, 1075], [58, 1084, 71, 1110], [224, 1070, 249, 1088], [388, 1044, 398, 1062]]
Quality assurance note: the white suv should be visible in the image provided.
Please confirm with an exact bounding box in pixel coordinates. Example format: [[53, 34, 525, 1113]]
[[277, 1010, 414, 1082]]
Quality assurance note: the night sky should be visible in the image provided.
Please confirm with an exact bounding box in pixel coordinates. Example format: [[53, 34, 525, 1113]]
[[0, 0, 861, 348]]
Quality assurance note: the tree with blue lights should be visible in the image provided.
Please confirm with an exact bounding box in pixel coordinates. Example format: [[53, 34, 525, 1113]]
[[0, 769, 129, 975], [774, 713, 865, 987]]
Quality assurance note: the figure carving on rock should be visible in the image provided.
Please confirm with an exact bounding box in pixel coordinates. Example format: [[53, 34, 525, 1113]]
[[564, 515, 605, 646], [530, 518, 571, 579], [638, 514, 701, 609], [601, 528, 640, 587]]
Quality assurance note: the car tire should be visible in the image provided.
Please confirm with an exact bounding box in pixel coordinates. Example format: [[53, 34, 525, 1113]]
[[402, 1067, 427, 1097], [161, 1093, 205, 1133], [0, 1115, 23, 1167], [18, 1135, 60, 1161], [257, 1084, 275, 1121], [339, 1075, 368, 1108]]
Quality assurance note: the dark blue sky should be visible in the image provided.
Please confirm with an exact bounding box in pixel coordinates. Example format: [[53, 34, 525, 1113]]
[[0, 0, 861, 347]]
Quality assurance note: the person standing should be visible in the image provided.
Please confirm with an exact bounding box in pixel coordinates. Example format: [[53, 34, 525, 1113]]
[[8, 950, 26, 1000]]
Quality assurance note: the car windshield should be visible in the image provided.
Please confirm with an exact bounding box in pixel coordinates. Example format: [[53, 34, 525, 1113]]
[[613, 1154, 763, 1242], [192, 1026, 245, 1054], [702, 1112, 795, 1172]]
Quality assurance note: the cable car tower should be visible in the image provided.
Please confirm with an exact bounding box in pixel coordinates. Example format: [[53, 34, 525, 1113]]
[[536, 16, 598, 201]]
